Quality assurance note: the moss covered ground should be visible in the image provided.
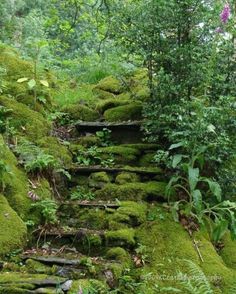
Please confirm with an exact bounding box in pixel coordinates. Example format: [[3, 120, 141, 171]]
[[0, 45, 236, 294]]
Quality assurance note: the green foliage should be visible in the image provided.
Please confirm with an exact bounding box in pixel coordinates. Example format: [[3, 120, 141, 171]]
[[31, 198, 58, 224], [70, 186, 95, 201], [95, 128, 112, 147], [76, 146, 114, 167]]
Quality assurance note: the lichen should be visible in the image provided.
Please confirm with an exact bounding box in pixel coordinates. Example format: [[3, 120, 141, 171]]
[[115, 172, 140, 185], [95, 181, 167, 201], [104, 103, 143, 122], [0, 195, 27, 257]]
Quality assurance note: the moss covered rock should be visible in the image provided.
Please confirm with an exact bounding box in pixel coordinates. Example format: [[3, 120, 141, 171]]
[[0, 135, 30, 218], [61, 104, 99, 122], [0, 96, 51, 141], [95, 98, 130, 114], [139, 153, 155, 167], [76, 135, 101, 147], [104, 103, 142, 122], [88, 172, 111, 188], [37, 136, 72, 167], [135, 206, 236, 293], [115, 172, 140, 185], [0, 45, 53, 109], [98, 145, 140, 164], [95, 181, 167, 201], [220, 232, 236, 269], [95, 76, 123, 94], [105, 228, 136, 247], [92, 88, 116, 100], [0, 195, 27, 257]]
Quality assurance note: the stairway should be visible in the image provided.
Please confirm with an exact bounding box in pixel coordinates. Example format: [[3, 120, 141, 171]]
[[0, 117, 167, 294]]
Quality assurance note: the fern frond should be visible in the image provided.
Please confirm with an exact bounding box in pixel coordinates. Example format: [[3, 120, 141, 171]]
[[178, 259, 213, 294]]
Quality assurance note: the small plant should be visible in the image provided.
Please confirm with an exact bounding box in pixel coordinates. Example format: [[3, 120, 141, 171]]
[[96, 128, 112, 147], [76, 146, 114, 167], [70, 187, 95, 201], [31, 199, 58, 224], [17, 40, 50, 109]]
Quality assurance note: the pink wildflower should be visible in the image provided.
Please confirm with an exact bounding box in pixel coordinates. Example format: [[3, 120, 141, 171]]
[[220, 3, 230, 24]]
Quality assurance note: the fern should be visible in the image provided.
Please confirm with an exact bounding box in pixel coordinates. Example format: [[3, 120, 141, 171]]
[[178, 260, 213, 294]]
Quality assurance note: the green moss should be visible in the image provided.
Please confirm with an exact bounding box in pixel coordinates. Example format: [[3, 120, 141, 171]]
[[0, 46, 53, 109], [219, 232, 236, 269], [89, 172, 111, 188], [61, 104, 99, 122], [0, 96, 51, 141], [135, 206, 236, 293], [95, 76, 123, 94], [0, 195, 27, 257], [116, 92, 131, 100], [104, 103, 142, 122], [95, 181, 167, 201], [92, 88, 116, 100], [115, 172, 140, 185], [37, 136, 72, 167], [120, 143, 159, 152], [95, 98, 130, 114], [106, 247, 131, 264], [105, 228, 136, 247], [98, 146, 140, 164], [139, 153, 155, 167], [25, 259, 53, 275], [69, 279, 108, 294], [132, 85, 150, 101], [0, 135, 30, 218], [113, 201, 147, 226], [76, 135, 101, 147]]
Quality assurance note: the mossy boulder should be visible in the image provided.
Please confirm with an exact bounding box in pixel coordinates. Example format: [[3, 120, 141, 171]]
[[92, 88, 116, 100], [115, 172, 140, 185], [135, 206, 236, 293], [113, 201, 148, 226], [95, 181, 167, 201], [95, 98, 130, 114], [0, 96, 51, 141], [88, 172, 111, 189], [98, 145, 140, 164], [0, 195, 27, 257], [220, 232, 236, 269], [25, 259, 53, 275], [139, 153, 155, 167], [105, 228, 136, 247], [37, 136, 72, 167], [106, 247, 131, 265], [104, 103, 142, 122], [76, 135, 101, 147], [95, 76, 123, 94], [0, 45, 53, 109], [61, 104, 99, 122], [0, 135, 30, 218]]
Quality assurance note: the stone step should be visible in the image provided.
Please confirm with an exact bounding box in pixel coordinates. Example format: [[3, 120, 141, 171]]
[[74, 121, 143, 144], [60, 200, 120, 209], [70, 165, 162, 176]]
